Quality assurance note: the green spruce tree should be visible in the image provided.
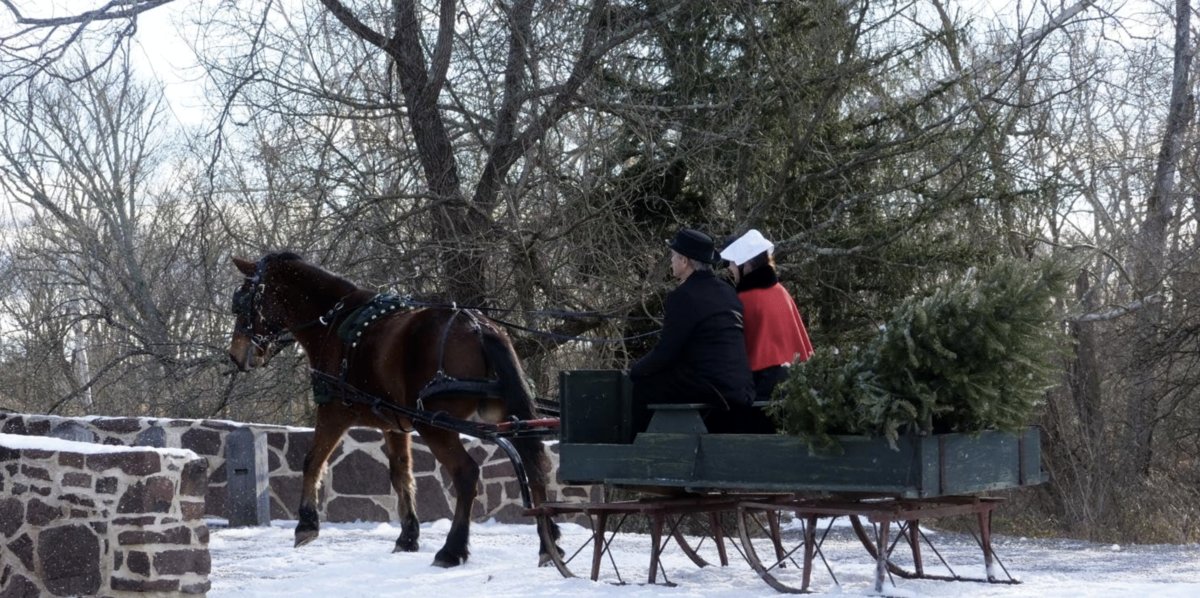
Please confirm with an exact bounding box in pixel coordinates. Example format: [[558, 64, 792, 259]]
[[771, 258, 1071, 450]]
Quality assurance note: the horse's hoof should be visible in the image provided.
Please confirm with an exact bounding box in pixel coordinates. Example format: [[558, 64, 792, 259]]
[[432, 550, 466, 567], [393, 538, 419, 553], [294, 530, 319, 548], [538, 545, 564, 567]]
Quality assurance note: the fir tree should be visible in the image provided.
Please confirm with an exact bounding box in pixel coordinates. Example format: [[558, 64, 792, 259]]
[[771, 258, 1071, 450]]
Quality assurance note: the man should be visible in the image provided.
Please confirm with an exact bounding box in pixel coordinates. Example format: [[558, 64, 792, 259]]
[[630, 228, 755, 433]]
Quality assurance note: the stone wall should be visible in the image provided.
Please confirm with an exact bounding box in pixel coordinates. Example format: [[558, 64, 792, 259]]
[[0, 434, 210, 597], [0, 414, 596, 526]]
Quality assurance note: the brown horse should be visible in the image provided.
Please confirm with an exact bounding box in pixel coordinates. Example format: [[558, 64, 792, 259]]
[[226, 252, 560, 567]]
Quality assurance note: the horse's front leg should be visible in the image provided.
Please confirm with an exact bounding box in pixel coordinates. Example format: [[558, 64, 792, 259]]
[[422, 428, 479, 567], [383, 430, 420, 552], [295, 420, 347, 548]]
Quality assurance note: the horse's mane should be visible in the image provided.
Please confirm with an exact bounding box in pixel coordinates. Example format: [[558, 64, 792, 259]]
[[266, 252, 360, 297], [273, 251, 304, 262]]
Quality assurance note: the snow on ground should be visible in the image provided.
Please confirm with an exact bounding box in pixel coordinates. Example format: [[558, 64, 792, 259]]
[[207, 517, 1200, 597]]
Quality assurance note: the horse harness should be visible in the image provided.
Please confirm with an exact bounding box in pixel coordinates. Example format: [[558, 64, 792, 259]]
[[230, 258, 292, 362], [231, 257, 352, 363], [302, 294, 551, 508], [308, 293, 506, 409]]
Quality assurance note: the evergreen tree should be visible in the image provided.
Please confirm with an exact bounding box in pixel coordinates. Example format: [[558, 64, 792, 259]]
[[771, 258, 1071, 449]]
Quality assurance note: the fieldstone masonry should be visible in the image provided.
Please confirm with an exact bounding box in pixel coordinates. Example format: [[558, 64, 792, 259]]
[[0, 413, 598, 527], [0, 436, 210, 597]]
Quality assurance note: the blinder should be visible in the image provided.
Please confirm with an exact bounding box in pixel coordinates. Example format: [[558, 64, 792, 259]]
[[230, 285, 255, 316]]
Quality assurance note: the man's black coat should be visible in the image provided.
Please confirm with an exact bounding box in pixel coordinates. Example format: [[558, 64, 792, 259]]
[[630, 270, 754, 407]]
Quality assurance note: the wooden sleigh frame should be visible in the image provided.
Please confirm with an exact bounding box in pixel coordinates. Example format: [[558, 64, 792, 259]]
[[530, 370, 1045, 594]]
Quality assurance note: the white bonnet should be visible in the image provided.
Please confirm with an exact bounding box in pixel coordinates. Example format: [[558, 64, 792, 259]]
[[719, 229, 774, 266]]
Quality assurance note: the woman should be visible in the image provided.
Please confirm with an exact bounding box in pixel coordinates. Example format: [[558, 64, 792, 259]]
[[720, 229, 814, 419]]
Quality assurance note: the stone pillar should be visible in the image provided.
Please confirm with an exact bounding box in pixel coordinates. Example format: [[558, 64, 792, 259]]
[[225, 427, 270, 527], [0, 435, 211, 596]]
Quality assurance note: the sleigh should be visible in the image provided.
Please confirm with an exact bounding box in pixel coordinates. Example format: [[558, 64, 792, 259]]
[[529, 369, 1046, 593]]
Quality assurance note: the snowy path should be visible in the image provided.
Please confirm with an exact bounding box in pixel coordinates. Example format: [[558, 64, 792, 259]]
[[206, 518, 1200, 597]]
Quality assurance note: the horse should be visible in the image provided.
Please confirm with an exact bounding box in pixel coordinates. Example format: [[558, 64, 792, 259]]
[[225, 251, 560, 567]]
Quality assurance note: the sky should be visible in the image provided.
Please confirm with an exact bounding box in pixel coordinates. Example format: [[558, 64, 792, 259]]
[[128, 1, 212, 129], [207, 516, 1200, 597]]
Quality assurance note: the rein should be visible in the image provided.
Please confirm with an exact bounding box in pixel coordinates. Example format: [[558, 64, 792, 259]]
[[484, 314, 661, 344], [401, 298, 662, 345], [235, 259, 661, 349]]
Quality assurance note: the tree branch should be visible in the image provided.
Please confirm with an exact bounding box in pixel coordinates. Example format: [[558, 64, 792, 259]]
[[1, 0, 177, 26], [472, 1, 682, 211], [424, 0, 456, 102], [1068, 296, 1164, 323]]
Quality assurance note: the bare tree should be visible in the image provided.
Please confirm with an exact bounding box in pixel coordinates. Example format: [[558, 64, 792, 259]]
[[1124, 0, 1193, 478], [16, 2, 1200, 546], [1017, 0, 1200, 541], [0, 50, 237, 416]]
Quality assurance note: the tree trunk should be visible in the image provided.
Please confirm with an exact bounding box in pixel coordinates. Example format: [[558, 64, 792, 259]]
[[1070, 270, 1105, 441], [1123, 0, 1193, 477]]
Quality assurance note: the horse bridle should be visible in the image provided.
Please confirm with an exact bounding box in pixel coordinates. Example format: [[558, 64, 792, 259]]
[[231, 258, 296, 364], [231, 257, 356, 365]]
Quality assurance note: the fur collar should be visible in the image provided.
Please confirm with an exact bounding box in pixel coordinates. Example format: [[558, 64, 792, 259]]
[[736, 265, 778, 292]]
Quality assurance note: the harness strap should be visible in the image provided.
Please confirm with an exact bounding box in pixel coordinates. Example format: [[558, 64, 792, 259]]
[[312, 296, 506, 412], [336, 294, 410, 346], [418, 305, 494, 408], [417, 376, 504, 404], [321, 293, 413, 396]]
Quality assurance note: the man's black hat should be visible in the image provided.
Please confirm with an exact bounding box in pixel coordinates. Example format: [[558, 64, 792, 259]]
[[668, 228, 718, 265]]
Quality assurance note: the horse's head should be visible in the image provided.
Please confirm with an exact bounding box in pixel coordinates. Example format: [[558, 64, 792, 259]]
[[228, 254, 296, 371]]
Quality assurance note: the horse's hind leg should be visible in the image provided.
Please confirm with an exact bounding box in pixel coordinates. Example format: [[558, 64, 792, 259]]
[[383, 430, 420, 552], [532, 484, 562, 566], [295, 418, 347, 548], [514, 437, 562, 565], [421, 427, 479, 567]]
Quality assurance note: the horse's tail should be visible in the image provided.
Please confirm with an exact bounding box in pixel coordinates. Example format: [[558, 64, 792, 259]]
[[479, 327, 548, 488]]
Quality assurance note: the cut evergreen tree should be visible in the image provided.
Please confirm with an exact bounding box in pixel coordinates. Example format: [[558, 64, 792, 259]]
[[770, 258, 1071, 450]]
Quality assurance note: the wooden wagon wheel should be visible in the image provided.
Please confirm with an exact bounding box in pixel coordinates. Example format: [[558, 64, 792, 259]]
[[735, 504, 811, 593]]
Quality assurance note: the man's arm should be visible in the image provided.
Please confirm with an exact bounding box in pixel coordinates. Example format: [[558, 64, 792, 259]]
[[631, 290, 694, 377]]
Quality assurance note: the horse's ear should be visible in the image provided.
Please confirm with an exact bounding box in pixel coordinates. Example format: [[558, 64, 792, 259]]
[[232, 257, 257, 277]]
